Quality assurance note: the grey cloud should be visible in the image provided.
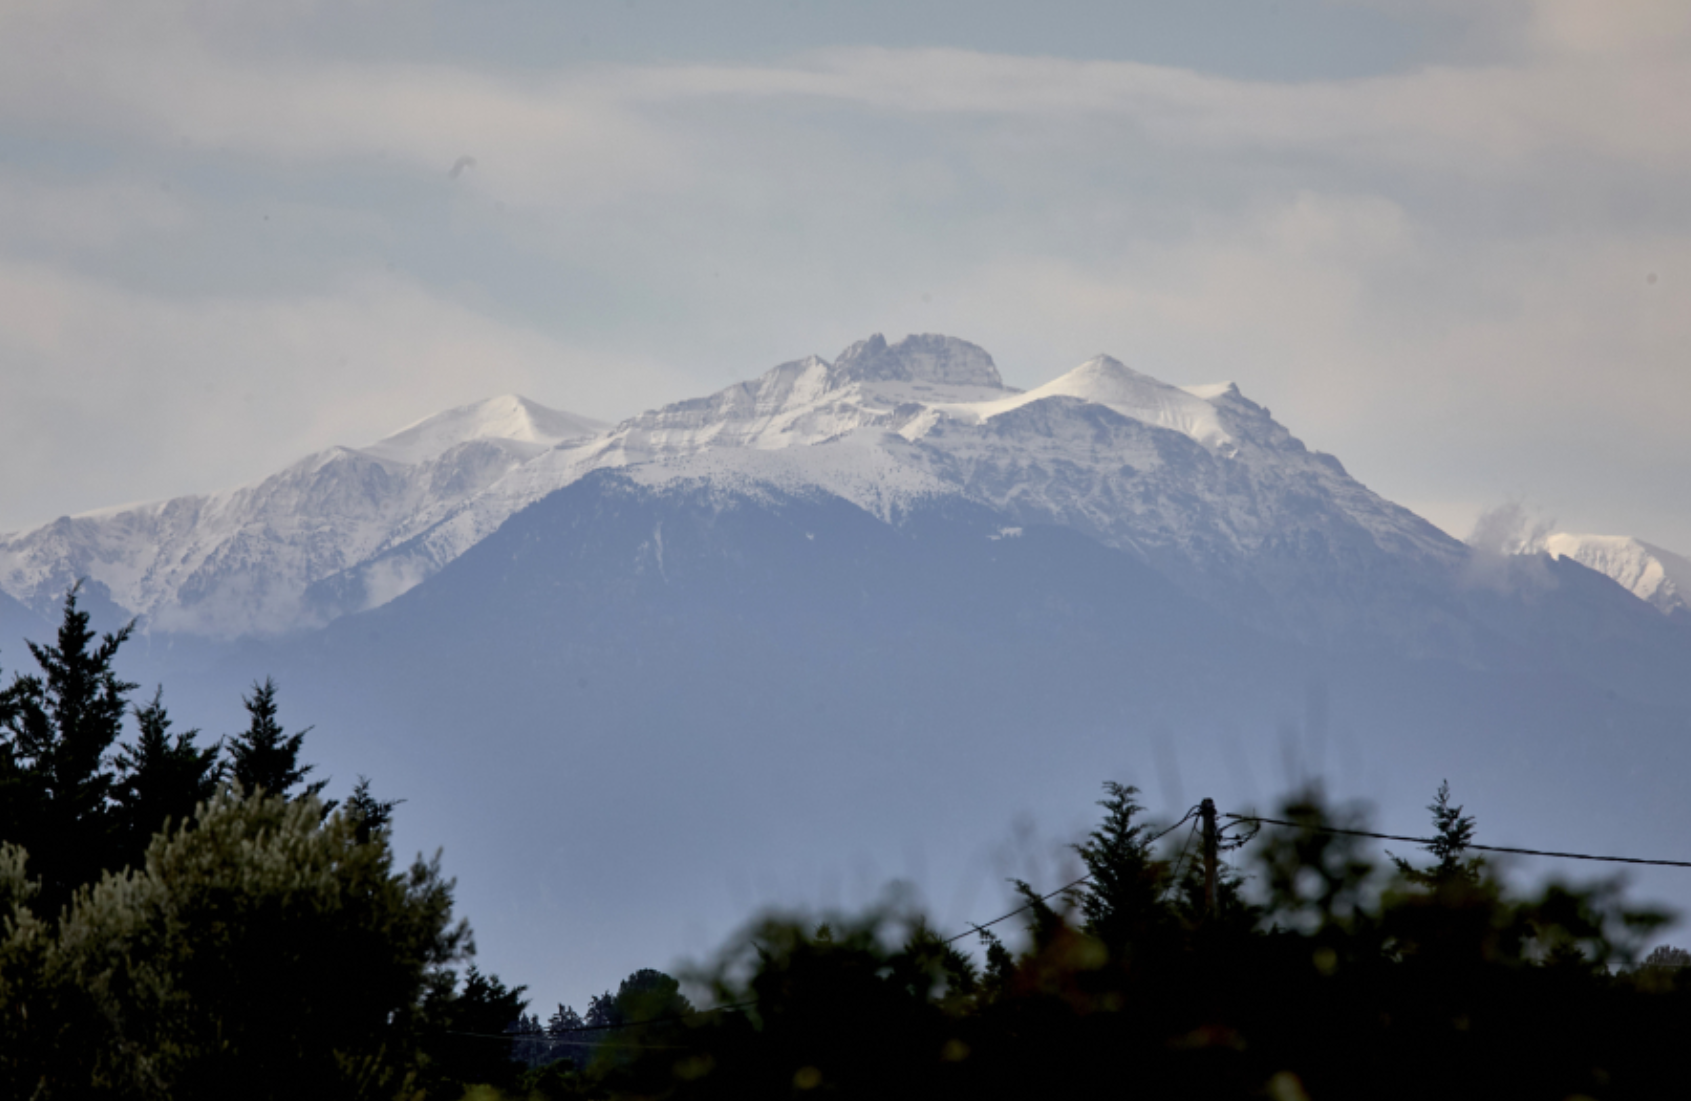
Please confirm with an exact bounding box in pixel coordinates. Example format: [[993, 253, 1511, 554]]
[[1, 0, 1688, 555]]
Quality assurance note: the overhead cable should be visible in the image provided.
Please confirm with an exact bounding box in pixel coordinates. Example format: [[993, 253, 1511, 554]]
[[1223, 814, 1691, 869]]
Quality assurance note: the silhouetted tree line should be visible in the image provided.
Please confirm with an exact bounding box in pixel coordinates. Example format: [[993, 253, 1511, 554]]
[[499, 784, 1691, 1101], [0, 586, 531, 1098]]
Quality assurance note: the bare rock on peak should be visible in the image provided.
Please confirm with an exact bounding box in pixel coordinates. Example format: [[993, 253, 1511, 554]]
[[831, 333, 1005, 389]]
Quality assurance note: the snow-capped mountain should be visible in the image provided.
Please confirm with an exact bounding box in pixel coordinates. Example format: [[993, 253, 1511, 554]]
[[1543, 533, 1691, 620], [304, 334, 1465, 645], [6, 333, 1688, 1016], [0, 395, 604, 637], [3, 333, 1676, 653], [267, 399, 1691, 1010]]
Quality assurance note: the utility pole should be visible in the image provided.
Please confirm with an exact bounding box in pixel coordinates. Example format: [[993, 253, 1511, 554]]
[[1200, 797, 1218, 921]]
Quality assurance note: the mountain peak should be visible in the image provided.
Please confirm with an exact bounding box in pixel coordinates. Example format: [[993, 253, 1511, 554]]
[[986, 354, 1236, 452], [831, 333, 1004, 389], [1544, 532, 1691, 618], [363, 395, 607, 465]]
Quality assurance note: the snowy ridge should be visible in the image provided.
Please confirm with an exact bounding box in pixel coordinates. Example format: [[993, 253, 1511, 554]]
[[2, 333, 1474, 640], [1544, 533, 1691, 619], [932, 356, 1237, 454], [0, 396, 603, 637], [294, 334, 1465, 640], [363, 394, 604, 465]]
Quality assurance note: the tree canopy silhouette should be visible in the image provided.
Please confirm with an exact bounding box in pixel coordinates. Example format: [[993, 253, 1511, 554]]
[[0, 583, 136, 911], [226, 677, 325, 802], [112, 687, 222, 869]]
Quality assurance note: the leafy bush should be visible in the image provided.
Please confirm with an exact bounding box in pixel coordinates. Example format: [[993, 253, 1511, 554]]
[[0, 789, 469, 1100]]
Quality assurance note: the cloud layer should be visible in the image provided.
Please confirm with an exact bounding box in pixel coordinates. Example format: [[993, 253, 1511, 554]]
[[1, 0, 1687, 550]]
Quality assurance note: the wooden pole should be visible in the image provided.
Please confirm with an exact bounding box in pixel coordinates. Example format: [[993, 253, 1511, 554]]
[[1200, 797, 1218, 920]]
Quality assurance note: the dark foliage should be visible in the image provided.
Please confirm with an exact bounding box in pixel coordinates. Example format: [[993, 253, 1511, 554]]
[[0, 584, 136, 912], [344, 774, 403, 844], [2, 790, 473, 1100], [414, 965, 531, 1095], [226, 676, 326, 802], [1391, 779, 1482, 888], [0, 590, 528, 1100], [554, 782, 1685, 1101], [112, 687, 222, 868]]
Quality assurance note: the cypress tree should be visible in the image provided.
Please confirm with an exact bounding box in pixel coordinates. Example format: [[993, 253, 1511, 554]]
[[1392, 780, 1483, 888], [0, 584, 136, 911], [1071, 781, 1170, 949], [112, 687, 222, 867], [343, 774, 402, 844], [226, 677, 325, 802]]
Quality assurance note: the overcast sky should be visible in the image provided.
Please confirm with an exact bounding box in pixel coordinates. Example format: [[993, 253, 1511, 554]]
[[2, 0, 1688, 549]]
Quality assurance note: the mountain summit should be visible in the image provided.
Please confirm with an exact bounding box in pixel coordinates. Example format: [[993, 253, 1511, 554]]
[[830, 332, 1006, 387], [975, 355, 1237, 453], [362, 395, 606, 465]]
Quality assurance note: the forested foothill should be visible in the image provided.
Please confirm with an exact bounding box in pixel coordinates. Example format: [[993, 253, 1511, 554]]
[[4, 589, 1691, 1100]]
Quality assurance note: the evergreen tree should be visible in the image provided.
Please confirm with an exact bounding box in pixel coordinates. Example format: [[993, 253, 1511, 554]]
[[584, 989, 619, 1029], [612, 968, 694, 1024], [548, 1003, 586, 1037], [1642, 944, 1691, 970], [227, 677, 325, 802], [509, 1011, 550, 1068], [1070, 782, 1171, 949], [547, 1003, 590, 1065], [1392, 780, 1483, 888], [0, 688, 42, 894], [343, 774, 403, 844], [112, 687, 222, 868], [586, 969, 700, 1072], [0, 584, 136, 911], [417, 964, 531, 1094]]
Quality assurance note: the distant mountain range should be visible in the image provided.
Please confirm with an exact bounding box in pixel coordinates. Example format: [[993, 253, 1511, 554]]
[[9, 332, 1678, 647], [2, 333, 1687, 1006]]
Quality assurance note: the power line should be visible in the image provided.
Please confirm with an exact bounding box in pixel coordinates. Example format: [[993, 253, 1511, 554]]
[[942, 806, 1201, 946], [443, 1029, 699, 1050], [491, 802, 1691, 1041], [497, 803, 1200, 1044], [1222, 814, 1691, 870], [943, 870, 1094, 947], [1167, 818, 1203, 891]]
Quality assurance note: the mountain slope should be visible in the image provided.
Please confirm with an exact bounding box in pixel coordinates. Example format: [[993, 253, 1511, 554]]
[[206, 468, 1691, 1015], [1544, 533, 1691, 621], [306, 334, 1468, 646], [0, 396, 605, 637]]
